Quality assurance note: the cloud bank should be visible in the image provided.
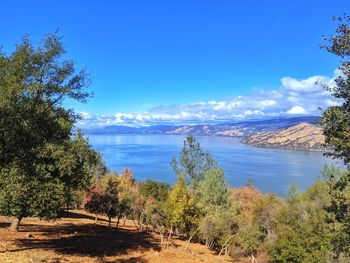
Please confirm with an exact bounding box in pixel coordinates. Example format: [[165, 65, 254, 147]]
[[78, 71, 341, 127]]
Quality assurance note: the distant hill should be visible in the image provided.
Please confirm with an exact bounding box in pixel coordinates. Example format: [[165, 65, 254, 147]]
[[243, 122, 324, 151], [83, 116, 321, 137]]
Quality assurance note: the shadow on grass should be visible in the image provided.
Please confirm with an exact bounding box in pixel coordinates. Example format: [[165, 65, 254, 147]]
[[7, 222, 160, 258], [0, 222, 10, 228], [60, 210, 110, 224], [101, 256, 148, 263]]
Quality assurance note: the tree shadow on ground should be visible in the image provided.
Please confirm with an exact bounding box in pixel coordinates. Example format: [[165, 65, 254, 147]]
[[0, 222, 10, 228], [100, 256, 148, 263], [9, 223, 160, 258], [60, 210, 110, 223]]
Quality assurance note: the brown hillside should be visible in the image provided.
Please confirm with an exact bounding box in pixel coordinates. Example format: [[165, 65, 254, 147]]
[[244, 123, 324, 151]]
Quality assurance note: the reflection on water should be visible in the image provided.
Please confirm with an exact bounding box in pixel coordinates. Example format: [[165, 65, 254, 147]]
[[87, 134, 339, 196]]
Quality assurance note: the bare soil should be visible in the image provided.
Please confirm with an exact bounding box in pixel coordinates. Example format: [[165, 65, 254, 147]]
[[0, 210, 236, 263]]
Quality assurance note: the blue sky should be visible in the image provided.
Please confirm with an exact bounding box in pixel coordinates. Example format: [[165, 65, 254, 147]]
[[1, 0, 349, 126]]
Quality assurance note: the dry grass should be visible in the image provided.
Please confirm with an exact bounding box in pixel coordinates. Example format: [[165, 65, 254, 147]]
[[0, 210, 235, 263], [245, 122, 324, 150]]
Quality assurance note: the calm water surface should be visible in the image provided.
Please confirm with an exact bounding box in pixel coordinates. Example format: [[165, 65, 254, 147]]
[[87, 134, 338, 196]]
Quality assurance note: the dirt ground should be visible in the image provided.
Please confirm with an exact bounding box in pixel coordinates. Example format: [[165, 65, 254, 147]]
[[0, 210, 236, 263]]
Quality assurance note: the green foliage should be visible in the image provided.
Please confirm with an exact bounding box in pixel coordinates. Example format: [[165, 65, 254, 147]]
[[0, 164, 65, 219], [0, 33, 99, 225], [320, 14, 350, 257], [200, 209, 238, 249], [103, 176, 119, 220], [269, 182, 332, 263], [322, 165, 350, 258], [252, 194, 284, 243], [287, 184, 301, 202], [321, 15, 350, 166], [237, 224, 262, 256], [140, 180, 169, 202], [172, 135, 217, 194], [167, 176, 199, 235], [85, 191, 105, 216], [198, 168, 230, 214], [245, 177, 254, 188], [85, 174, 120, 225]]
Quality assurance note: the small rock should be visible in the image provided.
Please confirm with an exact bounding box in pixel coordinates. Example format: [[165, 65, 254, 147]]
[[25, 233, 34, 238]]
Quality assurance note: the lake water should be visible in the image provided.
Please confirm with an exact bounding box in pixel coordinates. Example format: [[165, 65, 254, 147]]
[[87, 134, 339, 196]]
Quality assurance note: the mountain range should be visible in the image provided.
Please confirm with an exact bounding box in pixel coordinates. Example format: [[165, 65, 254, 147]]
[[83, 116, 321, 137]]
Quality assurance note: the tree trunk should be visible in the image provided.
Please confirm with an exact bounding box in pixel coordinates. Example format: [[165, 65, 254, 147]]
[[116, 217, 120, 228], [139, 212, 145, 231], [167, 225, 173, 240], [218, 234, 235, 257], [10, 216, 22, 232], [184, 225, 205, 251], [66, 193, 70, 213], [133, 219, 139, 230], [160, 232, 164, 246], [123, 216, 127, 226], [94, 214, 98, 223], [108, 217, 111, 228]]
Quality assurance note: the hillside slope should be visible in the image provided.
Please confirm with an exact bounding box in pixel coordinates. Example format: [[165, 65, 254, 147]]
[[0, 210, 236, 263], [243, 123, 324, 151]]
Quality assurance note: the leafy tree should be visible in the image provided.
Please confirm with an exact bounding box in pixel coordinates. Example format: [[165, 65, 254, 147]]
[[236, 224, 262, 258], [85, 191, 106, 223], [198, 168, 231, 214], [269, 182, 332, 263], [320, 14, 350, 257], [252, 194, 284, 243], [140, 179, 169, 202], [167, 176, 199, 237], [246, 177, 255, 188], [115, 169, 136, 226], [200, 209, 238, 250], [322, 165, 350, 260], [172, 135, 217, 194], [0, 33, 98, 231], [49, 130, 100, 212], [103, 176, 119, 228]]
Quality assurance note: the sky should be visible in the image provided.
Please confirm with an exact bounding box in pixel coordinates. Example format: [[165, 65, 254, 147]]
[[1, 0, 349, 127]]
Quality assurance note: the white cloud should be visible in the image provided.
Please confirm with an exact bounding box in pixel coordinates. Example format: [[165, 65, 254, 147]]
[[78, 70, 343, 127], [286, 106, 308, 115]]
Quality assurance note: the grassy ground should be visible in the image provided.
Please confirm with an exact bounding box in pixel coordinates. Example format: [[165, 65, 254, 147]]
[[0, 210, 235, 263]]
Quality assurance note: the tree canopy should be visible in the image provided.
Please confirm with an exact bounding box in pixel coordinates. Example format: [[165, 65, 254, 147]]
[[320, 15, 350, 258], [0, 33, 99, 230]]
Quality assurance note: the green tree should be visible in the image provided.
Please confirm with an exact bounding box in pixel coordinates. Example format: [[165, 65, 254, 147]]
[[320, 14, 350, 257], [46, 130, 100, 213], [198, 168, 230, 214], [172, 135, 216, 194], [140, 179, 169, 202], [252, 194, 284, 243], [103, 176, 119, 228], [85, 191, 105, 223], [0, 33, 97, 231], [167, 176, 199, 237], [322, 165, 350, 260], [269, 182, 332, 263]]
